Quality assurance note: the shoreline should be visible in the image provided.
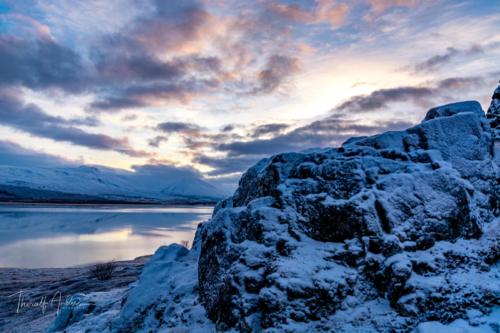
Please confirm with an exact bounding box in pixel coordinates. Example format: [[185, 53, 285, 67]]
[[0, 200, 218, 207], [0, 201, 216, 209]]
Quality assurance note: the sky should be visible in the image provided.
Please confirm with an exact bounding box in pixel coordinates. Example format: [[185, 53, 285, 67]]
[[0, 0, 499, 191]]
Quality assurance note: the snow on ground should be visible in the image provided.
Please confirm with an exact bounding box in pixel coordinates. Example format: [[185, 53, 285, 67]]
[[0, 256, 148, 333]]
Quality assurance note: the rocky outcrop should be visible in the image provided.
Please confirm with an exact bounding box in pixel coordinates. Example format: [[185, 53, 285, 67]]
[[197, 100, 499, 331], [487, 83, 500, 141]]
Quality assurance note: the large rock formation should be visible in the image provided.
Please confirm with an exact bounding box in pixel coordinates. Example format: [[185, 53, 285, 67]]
[[48, 91, 500, 333]]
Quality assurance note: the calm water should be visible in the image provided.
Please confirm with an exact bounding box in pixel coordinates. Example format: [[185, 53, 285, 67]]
[[0, 204, 213, 268]]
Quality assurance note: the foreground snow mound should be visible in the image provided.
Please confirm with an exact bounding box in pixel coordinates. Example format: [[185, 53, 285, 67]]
[[112, 243, 214, 332], [48, 243, 216, 333], [198, 100, 500, 331]]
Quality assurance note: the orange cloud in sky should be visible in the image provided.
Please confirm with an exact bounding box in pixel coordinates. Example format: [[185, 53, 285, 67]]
[[315, 0, 349, 26], [268, 0, 350, 28], [365, 0, 417, 20], [2, 13, 54, 40]]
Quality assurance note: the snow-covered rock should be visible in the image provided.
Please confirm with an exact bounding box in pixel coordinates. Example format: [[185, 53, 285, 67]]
[[48, 91, 500, 332]]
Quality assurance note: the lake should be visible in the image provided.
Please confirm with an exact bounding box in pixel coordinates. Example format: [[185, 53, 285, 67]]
[[0, 204, 213, 268]]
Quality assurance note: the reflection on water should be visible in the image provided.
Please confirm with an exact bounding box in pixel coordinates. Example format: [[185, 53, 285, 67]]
[[0, 204, 213, 268]]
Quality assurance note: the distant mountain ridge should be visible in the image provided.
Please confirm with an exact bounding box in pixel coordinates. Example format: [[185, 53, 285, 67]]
[[0, 164, 226, 204]]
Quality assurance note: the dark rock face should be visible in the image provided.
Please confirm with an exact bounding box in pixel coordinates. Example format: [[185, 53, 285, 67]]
[[198, 101, 500, 331], [487, 83, 500, 141]]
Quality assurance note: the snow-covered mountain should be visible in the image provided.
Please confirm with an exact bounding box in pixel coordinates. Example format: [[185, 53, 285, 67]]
[[0, 164, 226, 203]]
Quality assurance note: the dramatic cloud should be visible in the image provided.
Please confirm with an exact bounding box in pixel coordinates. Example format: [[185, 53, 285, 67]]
[[0, 88, 148, 157], [1, 0, 426, 114], [0, 0, 498, 191], [199, 74, 491, 175]]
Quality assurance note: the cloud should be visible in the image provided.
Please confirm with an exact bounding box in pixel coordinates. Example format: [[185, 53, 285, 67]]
[[94, 52, 185, 82], [0, 1, 225, 111], [0, 0, 315, 113], [128, 0, 215, 54], [87, 0, 326, 109], [436, 76, 484, 90], [96, 78, 219, 110], [333, 76, 487, 114], [0, 88, 148, 157], [217, 117, 413, 157], [129, 163, 226, 196], [82, 0, 229, 111], [194, 154, 261, 176], [0, 35, 85, 92], [364, 0, 417, 20], [148, 135, 168, 148], [335, 86, 434, 113], [190, 116, 412, 178], [157, 121, 203, 135], [221, 124, 236, 132], [251, 123, 289, 137], [3, 13, 54, 40], [196, 74, 491, 177], [413, 45, 483, 73], [250, 55, 301, 95], [0, 140, 74, 167], [267, 0, 349, 27], [132, 163, 203, 180]]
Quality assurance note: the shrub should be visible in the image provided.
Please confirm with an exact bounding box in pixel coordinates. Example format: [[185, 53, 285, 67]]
[[89, 261, 115, 280]]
